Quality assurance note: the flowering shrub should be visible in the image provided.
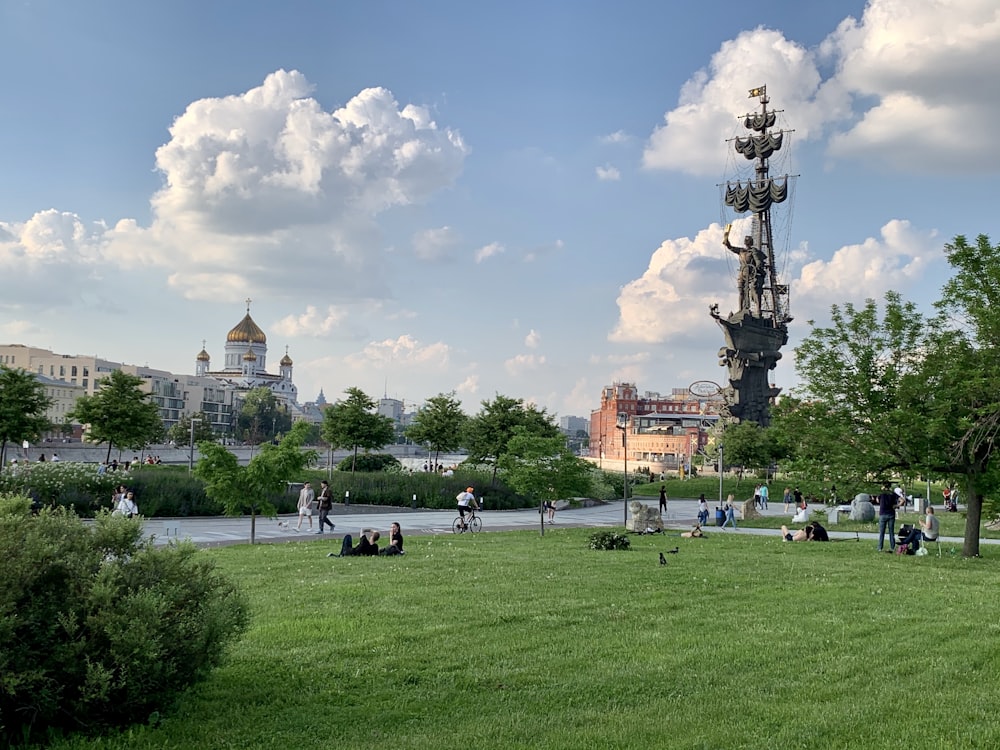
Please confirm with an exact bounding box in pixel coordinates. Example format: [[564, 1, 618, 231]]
[[588, 530, 631, 550], [0, 462, 129, 514]]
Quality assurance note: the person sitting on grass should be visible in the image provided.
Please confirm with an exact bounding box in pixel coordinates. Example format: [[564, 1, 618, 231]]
[[379, 522, 404, 556], [338, 530, 381, 557], [781, 520, 829, 542]]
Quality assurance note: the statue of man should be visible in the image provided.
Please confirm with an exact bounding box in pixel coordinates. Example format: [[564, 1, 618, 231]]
[[723, 224, 766, 313]]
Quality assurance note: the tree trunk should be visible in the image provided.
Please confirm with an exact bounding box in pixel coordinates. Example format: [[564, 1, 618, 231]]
[[962, 471, 982, 558], [105, 442, 114, 464], [250, 508, 257, 545]]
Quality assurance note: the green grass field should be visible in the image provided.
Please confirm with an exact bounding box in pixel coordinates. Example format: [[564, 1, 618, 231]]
[[43, 529, 1000, 750]]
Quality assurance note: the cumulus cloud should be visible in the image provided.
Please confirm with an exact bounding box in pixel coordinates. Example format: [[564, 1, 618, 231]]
[[412, 226, 459, 261], [794, 219, 938, 320], [823, 0, 1000, 172], [644, 1, 1000, 176], [474, 241, 505, 263], [612, 218, 940, 348], [272, 305, 349, 337], [504, 353, 546, 376], [455, 374, 479, 397], [343, 334, 451, 370], [596, 164, 621, 181], [524, 329, 540, 349]]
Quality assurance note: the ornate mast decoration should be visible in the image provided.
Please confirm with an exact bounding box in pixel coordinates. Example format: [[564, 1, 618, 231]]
[[710, 85, 793, 427]]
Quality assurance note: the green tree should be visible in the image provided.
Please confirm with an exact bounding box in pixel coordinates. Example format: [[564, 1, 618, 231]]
[[464, 395, 561, 485], [237, 387, 291, 443], [321, 387, 395, 474], [405, 391, 468, 469], [498, 430, 592, 505], [194, 420, 316, 543], [0, 366, 52, 468], [68, 369, 164, 463], [720, 421, 772, 481], [167, 412, 217, 447]]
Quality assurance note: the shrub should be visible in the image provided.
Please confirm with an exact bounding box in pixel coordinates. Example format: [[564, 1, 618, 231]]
[[336, 453, 401, 473], [0, 462, 131, 515], [588, 530, 631, 550], [0, 508, 250, 745]]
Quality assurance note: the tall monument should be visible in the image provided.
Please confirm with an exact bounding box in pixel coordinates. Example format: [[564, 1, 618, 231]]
[[710, 86, 793, 427]]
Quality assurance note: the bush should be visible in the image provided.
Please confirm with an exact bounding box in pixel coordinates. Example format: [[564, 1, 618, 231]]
[[588, 530, 631, 550], [335, 453, 401, 473], [0, 508, 250, 745]]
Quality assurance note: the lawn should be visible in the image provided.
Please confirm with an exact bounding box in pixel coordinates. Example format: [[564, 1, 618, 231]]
[[44, 529, 1000, 750]]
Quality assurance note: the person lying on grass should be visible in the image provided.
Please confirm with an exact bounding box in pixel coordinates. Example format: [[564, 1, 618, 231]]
[[781, 520, 829, 542], [338, 530, 381, 557], [681, 524, 704, 538]]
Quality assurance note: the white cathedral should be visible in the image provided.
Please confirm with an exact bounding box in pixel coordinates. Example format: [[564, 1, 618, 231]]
[[194, 300, 298, 405]]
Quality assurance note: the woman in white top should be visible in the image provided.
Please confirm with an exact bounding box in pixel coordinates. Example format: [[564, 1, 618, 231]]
[[115, 491, 139, 518]]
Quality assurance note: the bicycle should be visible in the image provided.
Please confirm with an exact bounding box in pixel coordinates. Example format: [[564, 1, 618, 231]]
[[452, 507, 482, 534]]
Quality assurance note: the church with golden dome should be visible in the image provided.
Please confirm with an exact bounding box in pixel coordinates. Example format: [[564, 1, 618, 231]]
[[195, 300, 298, 404]]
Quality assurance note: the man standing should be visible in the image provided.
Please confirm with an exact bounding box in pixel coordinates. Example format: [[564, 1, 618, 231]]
[[295, 481, 315, 532], [316, 480, 335, 534], [759, 483, 769, 510], [876, 483, 901, 552], [658, 485, 667, 514]]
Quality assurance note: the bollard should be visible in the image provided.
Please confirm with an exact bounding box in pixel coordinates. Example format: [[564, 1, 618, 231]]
[[411, 493, 417, 509], [345, 490, 350, 506]]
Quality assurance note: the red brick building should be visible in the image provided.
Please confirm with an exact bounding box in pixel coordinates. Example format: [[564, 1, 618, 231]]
[[589, 382, 722, 470]]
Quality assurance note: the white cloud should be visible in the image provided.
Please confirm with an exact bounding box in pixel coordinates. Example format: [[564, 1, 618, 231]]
[[0, 319, 42, 337], [455, 374, 479, 397], [794, 219, 939, 320], [412, 226, 459, 261], [272, 305, 348, 337], [823, 0, 1000, 172], [596, 164, 621, 181], [474, 242, 505, 263], [504, 353, 546, 376], [601, 130, 630, 144], [588, 352, 651, 365], [643, 1, 1000, 177], [524, 329, 540, 349], [524, 239, 564, 263], [612, 218, 940, 349], [344, 334, 451, 370]]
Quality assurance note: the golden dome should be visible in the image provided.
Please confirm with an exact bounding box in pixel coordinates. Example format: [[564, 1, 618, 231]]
[[227, 313, 267, 344], [280, 345, 292, 366], [242, 347, 257, 361], [196, 348, 210, 362]]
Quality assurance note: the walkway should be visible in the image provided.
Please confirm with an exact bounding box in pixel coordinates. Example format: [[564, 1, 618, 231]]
[[142, 497, 973, 550]]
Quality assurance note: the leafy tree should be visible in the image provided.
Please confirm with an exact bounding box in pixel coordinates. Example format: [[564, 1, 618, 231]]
[[68, 369, 164, 463], [237, 387, 291, 443], [720, 421, 771, 481], [167, 411, 217, 446], [464, 395, 560, 485], [194, 420, 316, 543], [405, 391, 468, 469], [915, 233, 1000, 555], [321, 387, 395, 474], [498, 430, 592, 504], [0, 366, 52, 468]]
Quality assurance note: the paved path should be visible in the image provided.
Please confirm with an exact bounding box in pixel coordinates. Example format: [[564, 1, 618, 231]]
[[141, 498, 974, 550]]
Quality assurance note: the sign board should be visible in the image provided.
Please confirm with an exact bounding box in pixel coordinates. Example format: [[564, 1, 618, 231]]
[[688, 380, 721, 397]]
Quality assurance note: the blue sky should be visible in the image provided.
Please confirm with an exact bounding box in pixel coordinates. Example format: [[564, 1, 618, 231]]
[[1, 0, 997, 418]]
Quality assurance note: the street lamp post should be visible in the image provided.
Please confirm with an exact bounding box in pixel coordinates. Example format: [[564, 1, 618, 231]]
[[718, 444, 724, 506], [188, 418, 202, 473], [616, 412, 629, 527]]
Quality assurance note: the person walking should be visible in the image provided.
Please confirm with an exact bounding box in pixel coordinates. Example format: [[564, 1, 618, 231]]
[[721, 495, 737, 529], [697, 494, 709, 526], [316, 480, 335, 534], [876, 483, 901, 552], [295, 481, 315, 532], [759, 483, 769, 510], [658, 485, 667, 514], [782, 486, 792, 512]]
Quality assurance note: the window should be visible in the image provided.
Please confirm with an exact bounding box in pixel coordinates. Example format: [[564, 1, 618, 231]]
[[71, 366, 78, 376]]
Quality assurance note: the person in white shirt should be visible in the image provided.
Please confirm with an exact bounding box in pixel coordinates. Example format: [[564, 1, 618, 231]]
[[456, 487, 479, 530], [114, 491, 139, 518], [296, 481, 315, 532]]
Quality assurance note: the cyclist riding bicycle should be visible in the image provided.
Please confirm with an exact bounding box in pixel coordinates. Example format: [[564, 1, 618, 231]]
[[456, 486, 479, 530]]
